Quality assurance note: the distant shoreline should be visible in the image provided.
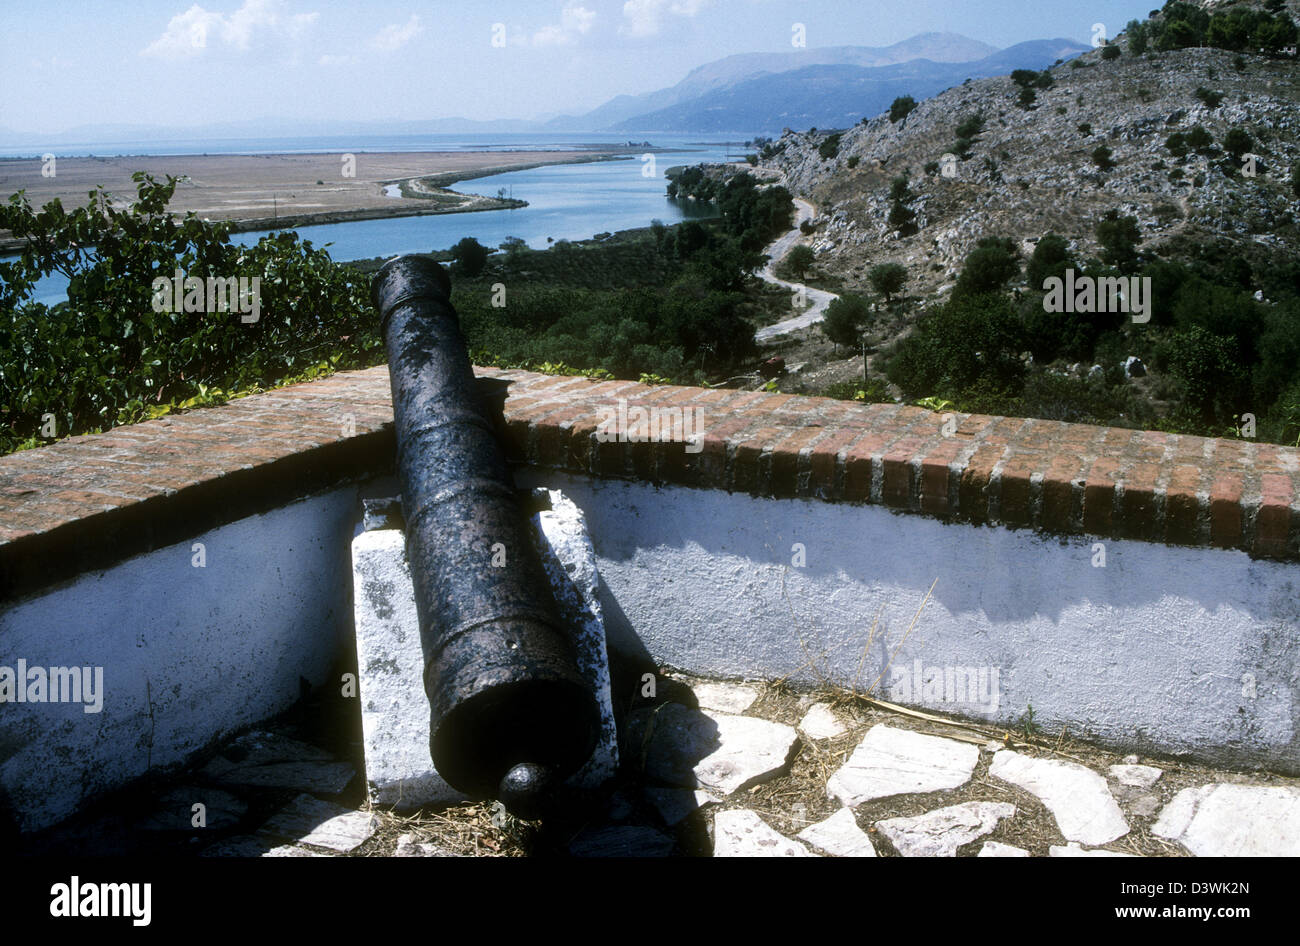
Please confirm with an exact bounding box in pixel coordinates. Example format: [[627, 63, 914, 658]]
[[0, 147, 682, 255]]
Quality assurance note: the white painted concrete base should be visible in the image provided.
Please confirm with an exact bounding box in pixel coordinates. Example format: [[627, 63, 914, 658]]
[[515, 471, 1300, 775], [352, 489, 619, 809], [0, 487, 363, 834]]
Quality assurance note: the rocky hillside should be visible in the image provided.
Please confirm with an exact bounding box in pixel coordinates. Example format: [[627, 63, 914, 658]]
[[759, 4, 1300, 305]]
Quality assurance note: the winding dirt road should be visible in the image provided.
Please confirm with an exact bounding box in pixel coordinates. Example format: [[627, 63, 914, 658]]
[[754, 196, 840, 342]]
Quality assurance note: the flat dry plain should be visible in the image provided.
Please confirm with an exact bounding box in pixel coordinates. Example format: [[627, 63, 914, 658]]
[[0, 149, 631, 245]]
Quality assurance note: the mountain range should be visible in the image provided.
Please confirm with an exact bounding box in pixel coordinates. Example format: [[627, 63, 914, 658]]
[[0, 32, 1090, 146]]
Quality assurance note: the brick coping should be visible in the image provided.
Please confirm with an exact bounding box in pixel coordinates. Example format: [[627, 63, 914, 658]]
[[2, 365, 1297, 600]]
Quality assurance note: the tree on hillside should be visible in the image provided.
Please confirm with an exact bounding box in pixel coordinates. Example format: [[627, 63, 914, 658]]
[[821, 294, 872, 353], [869, 263, 908, 303], [1026, 234, 1074, 289], [889, 96, 917, 123], [786, 245, 815, 280], [954, 237, 1021, 297], [1127, 19, 1150, 54], [1096, 211, 1142, 274], [500, 236, 528, 265], [1223, 128, 1254, 163], [451, 237, 489, 277]]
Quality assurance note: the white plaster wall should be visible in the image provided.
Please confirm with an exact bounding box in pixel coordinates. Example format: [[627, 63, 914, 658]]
[[0, 487, 362, 833], [518, 471, 1300, 775]]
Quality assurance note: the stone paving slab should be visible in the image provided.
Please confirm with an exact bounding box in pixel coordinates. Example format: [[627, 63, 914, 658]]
[[797, 808, 876, 857], [692, 682, 759, 714], [642, 703, 799, 795], [876, 802, 1017, 857], [990, 750, 1129, 846], [798, 702, 847, 740], [827, 725, 979, 807], [259, 794, 377, 853], [714, 809, 815, 857], [979, 841, 1029, 857], [1153, 784, 1300, 857]]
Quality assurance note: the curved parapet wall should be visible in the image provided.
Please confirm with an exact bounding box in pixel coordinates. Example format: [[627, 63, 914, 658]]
[[1, 365, 1297, 832]]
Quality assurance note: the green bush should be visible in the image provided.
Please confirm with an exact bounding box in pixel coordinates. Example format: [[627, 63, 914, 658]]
[[1101, 44, 1121, 60], [1096, 211, 1142, 273], [451, 236, 489, 277], [889, 96, 917, 123], [954, 236, 1021, 297], [1026, 233, 1074, 290], [0, 174, 376, 453], [1195, 87, 1224, 108], [818, 133, 843, 161], [885, 291, 1027, 399], [1223, 127, 1253, 162], [1127, 19, 1150, 54], [1185, 125, 1214, 152], [1092, 145, 1116, 170]]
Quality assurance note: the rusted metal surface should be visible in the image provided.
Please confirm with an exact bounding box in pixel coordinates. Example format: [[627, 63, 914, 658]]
[[372, 256, 598, 815]]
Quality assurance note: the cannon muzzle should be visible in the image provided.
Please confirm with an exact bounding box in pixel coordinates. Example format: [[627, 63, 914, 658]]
[[373, 255, 599, 817]]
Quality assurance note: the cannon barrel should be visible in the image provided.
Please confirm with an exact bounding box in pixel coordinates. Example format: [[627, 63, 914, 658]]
[[372, 256, 599, 816]]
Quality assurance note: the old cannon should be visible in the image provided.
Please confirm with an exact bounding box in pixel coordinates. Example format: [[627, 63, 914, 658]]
[[372, 255, 600, 818]]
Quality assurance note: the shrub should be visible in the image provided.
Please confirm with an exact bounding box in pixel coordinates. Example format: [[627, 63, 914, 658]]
[[1185, 125, 1214, 151], [1096, 210, 1142, 273], [0, 173, 377, 452], [1078, 122, 1093, 136], [1223, 127, 1253, 162], [1101, 44, 1121, 60], [1128, 19, 1150, 54], [818, 133, 843, 160], [1092, 144, 1116, 170], [954, 236, 1021, 297], [955, 113, 985, 140], [1026, 233, 1074, 290], [889, 96, 917, 123], [885, 291, 1027, 398], [451, 236, 489, 277], [846, 155, 860, 169], [1195, 87, 1224, 108], [887, 200, 916, 231]]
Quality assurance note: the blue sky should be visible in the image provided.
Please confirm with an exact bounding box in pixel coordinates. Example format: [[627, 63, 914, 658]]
[[1, 0, 1159, 133]]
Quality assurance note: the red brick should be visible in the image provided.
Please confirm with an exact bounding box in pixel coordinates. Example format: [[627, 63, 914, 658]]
[[1209, 474, 1244, 548], [919, 438, 963, 516], [1164, 465, 1203, 546], [1119, 463, 1161, 540], [1083, 457, 1120, 536], [1255, 473, 1293, 558]]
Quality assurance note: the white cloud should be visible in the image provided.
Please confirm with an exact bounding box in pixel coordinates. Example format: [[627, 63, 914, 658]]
[[620, 0, 711, 38], [369, 14, 423, 52], [531, 3, 597, 47], [141, 0, 317, 60]]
